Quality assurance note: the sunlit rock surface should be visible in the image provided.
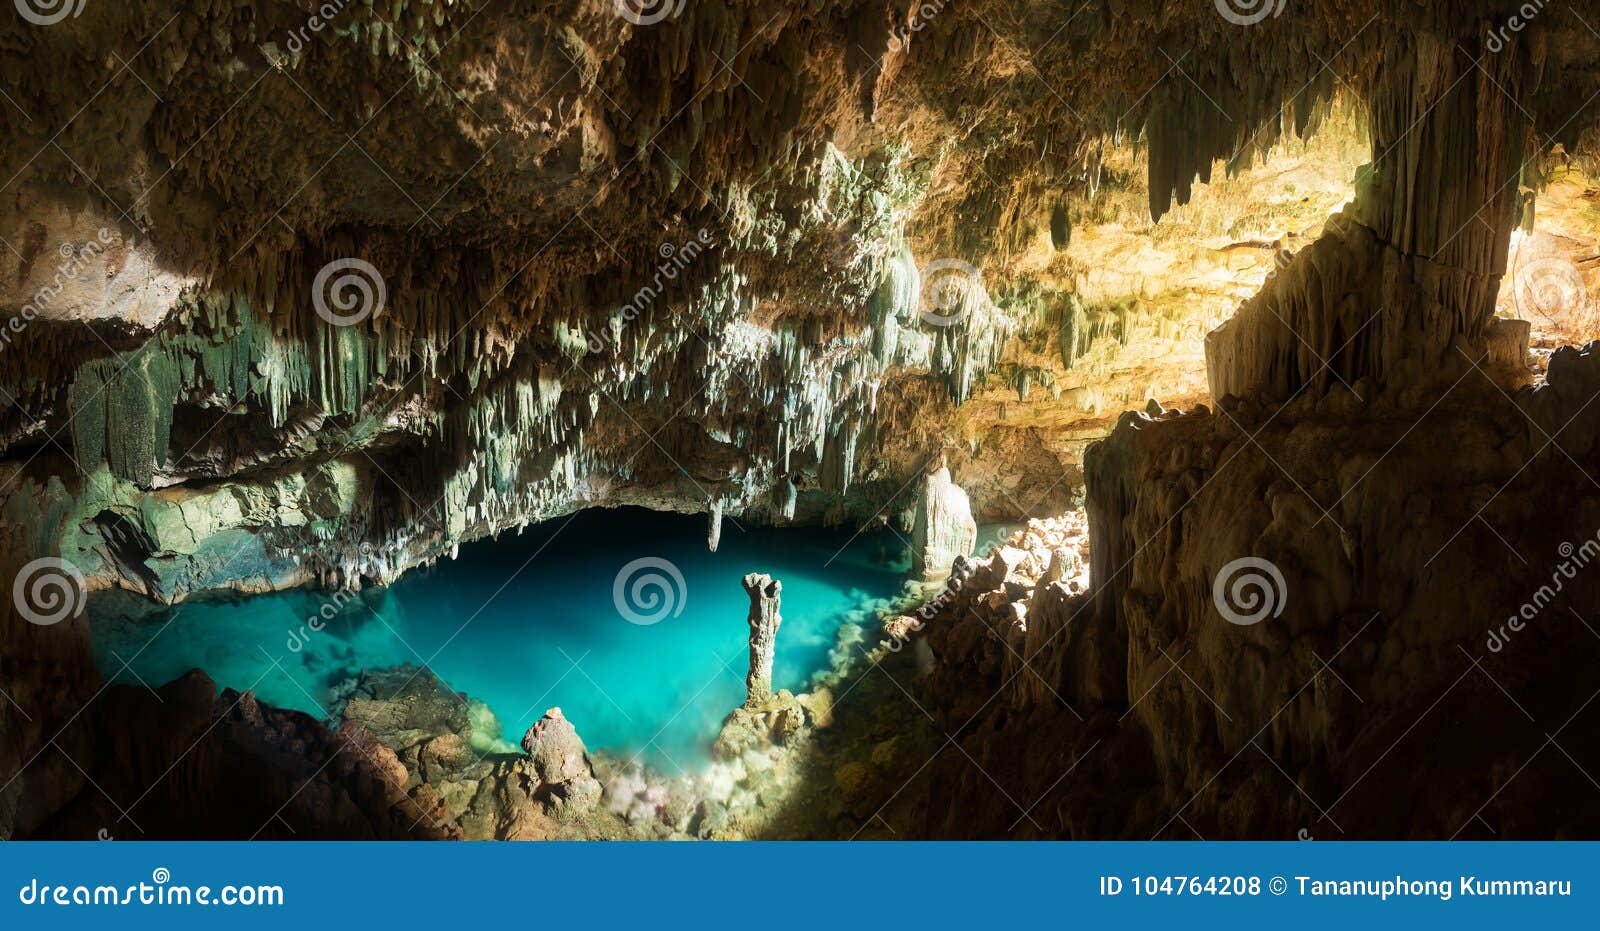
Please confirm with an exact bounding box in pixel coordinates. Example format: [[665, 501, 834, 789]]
[[910, 465, 976, 581]]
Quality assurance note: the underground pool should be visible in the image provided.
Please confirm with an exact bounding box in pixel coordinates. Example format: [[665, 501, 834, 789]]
[[87, 508, 932, 770]]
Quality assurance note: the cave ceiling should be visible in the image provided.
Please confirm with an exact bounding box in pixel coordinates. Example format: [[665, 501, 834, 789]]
[[3, 1, 1600, 599]]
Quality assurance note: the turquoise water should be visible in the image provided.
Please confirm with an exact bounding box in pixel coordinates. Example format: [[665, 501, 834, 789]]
[[89, 508, 910, 771]]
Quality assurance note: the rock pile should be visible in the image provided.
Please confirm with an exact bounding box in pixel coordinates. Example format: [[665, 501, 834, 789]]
[[327, 666, 619, 839], [890, 512, 1090, 644]]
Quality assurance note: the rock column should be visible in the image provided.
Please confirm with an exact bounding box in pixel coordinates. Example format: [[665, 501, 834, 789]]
[[1205, 31, 1538, 403], [521, 706, 601, 812], [911, 465, 978, 582], [741, 573, 782, 708]]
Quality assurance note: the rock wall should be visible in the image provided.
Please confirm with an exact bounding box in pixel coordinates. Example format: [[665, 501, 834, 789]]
[[905, 348, 1600, 838], [1207, 30, 1539, 401]]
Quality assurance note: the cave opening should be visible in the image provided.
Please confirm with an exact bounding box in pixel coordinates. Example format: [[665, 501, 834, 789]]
[[1499, 168, 1600, 377]]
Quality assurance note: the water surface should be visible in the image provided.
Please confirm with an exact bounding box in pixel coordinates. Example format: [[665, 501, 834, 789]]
[[90, 508, 908, 770]]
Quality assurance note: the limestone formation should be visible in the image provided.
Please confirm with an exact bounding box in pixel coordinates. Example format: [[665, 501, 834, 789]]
[[911, 466, 978, 582], [707, 501, 724, 553], [6, 0, 1600, 844], [521, 708, 592, 786], [1207, 32, 1538, 403], [741, 573, 783, 708], [521, 708, 603, 814]]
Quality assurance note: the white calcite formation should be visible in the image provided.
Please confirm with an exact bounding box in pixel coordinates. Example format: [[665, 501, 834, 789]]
[[1207, 35, 1538, 404], [911, 466, 978, 582]]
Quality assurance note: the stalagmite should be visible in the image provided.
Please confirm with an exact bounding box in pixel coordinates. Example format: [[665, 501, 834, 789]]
[[775, 478, 798, 522], [911, 465, 977, 582], [741, 573, 782, 708]]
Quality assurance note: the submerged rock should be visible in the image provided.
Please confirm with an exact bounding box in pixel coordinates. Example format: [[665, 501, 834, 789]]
[[331, 665, 475, 751]]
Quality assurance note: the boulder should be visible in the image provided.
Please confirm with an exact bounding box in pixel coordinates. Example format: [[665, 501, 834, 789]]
[[521, 707, 593, 785]]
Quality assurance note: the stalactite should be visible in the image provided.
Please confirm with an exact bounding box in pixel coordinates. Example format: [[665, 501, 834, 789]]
[[707, 500, 723, 552], [775, 477, 797, 521]]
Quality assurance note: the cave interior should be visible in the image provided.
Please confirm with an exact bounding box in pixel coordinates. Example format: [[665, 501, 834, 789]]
[[2, 0, 1600, 840]]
